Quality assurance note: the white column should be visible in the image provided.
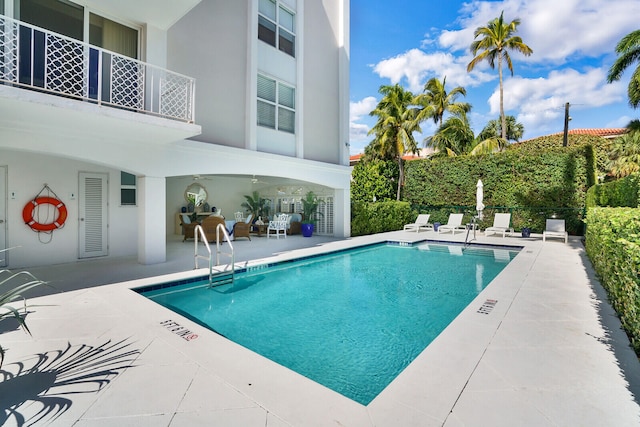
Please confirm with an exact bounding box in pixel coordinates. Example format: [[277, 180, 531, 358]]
[[137, 176, 166, 264], [333, 187, 351, 238]]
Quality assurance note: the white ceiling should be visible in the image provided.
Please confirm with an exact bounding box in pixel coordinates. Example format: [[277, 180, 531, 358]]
[[76, 0, 201, 30]]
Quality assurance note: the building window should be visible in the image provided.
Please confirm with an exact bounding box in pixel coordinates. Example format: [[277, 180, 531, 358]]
[[17, 0, 139, 57], [257, 74, 295, 134], [258, 0, 295, 57], [89, 13, 139, 59], [120, 172, 136, 206]]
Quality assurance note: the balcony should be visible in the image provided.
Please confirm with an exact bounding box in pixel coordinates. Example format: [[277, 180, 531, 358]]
[[0, 15, 195, 123]]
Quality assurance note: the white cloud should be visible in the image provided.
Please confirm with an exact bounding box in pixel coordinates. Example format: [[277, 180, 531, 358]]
[[350, 96, 377, 122], [372, 48, 493, 93], [606, 115, 634, 129], [349, 122, 370, 143], [484, 68, 627, 133], [438, 0, 640, 64], [349, 96, 378, 146]]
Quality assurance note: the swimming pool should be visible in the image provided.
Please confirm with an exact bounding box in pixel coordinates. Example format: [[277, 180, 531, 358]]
[[139, 242, 519, 405]]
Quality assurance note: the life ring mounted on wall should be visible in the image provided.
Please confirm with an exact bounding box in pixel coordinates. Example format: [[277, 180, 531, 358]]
[[23, 195, 68, 233]]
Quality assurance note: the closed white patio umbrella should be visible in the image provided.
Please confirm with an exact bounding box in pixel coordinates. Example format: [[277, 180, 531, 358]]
[[476, 179, 485, 220]]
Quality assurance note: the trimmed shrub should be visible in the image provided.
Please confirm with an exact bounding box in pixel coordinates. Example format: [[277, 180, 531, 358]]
[[351, 159, 399, 204], [508, 133, 608, 179], [586, 173, 640, 208], [403, 146, 593, 233], [585, 207, 640, 355], [351, 201, 414, 236]]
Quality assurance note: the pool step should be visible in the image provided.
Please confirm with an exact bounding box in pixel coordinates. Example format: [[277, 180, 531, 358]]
[[209, 273, 234, 288]]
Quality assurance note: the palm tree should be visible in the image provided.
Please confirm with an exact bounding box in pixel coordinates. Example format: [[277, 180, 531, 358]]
[[608, 131, 640, 178], [628, 119, 640, 132], [426, 112, 507, 156], [241, 191, 270, 219], [414, 76, 470, 128], [478, 115, 524, 142], [426, 113, 474, 155], [467, 11, 533, 139], [368, 84, 420, 200], [607, 29, 640, 108]]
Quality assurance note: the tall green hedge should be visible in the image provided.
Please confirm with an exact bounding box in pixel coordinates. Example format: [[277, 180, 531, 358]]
[[403, 145, 594, 233], [351, 159, 399, 204], [586, 173, 640, 208], [585, 207, 640, 354], [508, 133, 609, 178], [351, 201, 414, 236]]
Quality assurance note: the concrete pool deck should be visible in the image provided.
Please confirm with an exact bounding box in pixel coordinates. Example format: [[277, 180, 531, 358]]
[[2, 231, 640, 426]]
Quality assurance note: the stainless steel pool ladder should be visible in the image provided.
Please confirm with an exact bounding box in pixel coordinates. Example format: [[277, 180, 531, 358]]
[[193, 224, 235, 287], [463, 216, 478, 249]]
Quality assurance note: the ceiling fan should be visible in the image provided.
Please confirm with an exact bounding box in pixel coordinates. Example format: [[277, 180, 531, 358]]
[[251, 175, 269, 184], [192, 174, 214, 181]]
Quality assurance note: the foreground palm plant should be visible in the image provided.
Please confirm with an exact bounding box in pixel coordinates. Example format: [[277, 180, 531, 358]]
[[607, 29, 640, 108], [608, 130, 640, 178], [0, 264, 46, 368]]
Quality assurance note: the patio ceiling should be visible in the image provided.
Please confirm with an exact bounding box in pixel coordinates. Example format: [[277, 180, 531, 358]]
[[77, 0, 201, 30]]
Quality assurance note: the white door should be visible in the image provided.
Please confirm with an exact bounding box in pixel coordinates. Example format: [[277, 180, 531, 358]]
[[79, 172, 108, 258], [0, 166, 6, 267]]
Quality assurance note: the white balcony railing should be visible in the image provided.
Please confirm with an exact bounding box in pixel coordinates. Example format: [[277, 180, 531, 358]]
[[0, 15, 195, 123]]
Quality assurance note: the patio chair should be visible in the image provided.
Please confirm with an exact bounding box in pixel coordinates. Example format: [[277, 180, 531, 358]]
[[437, 213, 466, 235], [403, 214, 433, 232], [267, 213, 289, 239], [543, 219, 568, 243], [181, 214, 200, 242], [484, 213, 514, 238], [233, 214, 253, 241], [234, 211, 244, 222], [201, 215, 228, 243], [288, 213, 303, 235]]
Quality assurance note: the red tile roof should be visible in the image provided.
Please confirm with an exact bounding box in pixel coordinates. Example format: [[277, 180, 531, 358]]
[[349, 148, 435, 165], [554, 128, 627, 138]]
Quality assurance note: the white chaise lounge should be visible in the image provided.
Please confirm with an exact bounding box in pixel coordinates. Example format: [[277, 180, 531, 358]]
[[403, 214, 433, 232], [438, 213, 466, 235], [484, 213, 514, 238], [543, 219, 568, 243]]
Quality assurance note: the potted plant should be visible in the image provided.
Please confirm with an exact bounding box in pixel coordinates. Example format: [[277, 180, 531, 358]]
[[241, 191, 271, 222], [301, 191, 323, 237]]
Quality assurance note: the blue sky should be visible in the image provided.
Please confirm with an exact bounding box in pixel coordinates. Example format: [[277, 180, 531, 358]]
[[349, 0, 640, 155]]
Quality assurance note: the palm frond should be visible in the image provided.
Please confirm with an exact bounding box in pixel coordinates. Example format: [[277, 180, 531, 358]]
[[0, 268, 46, 368]]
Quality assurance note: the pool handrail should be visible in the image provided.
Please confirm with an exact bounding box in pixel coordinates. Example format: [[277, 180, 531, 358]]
[[193, 224, 235, 287]]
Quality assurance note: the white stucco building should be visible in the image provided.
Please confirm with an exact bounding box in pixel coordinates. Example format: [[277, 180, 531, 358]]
[[0, 0, 351, 268]]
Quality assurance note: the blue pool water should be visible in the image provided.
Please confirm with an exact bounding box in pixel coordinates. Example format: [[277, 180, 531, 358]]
[[140, 242, 518, 405]]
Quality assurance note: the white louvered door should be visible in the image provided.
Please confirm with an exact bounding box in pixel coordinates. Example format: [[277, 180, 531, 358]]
[[79, 172, 108, 258], [316, 196, 334, 235]]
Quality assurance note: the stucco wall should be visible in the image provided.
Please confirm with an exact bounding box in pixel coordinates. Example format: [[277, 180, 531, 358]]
[[301, 0, 341, 164], [167, 0, 249, 148], [1, 150, 138, 268]]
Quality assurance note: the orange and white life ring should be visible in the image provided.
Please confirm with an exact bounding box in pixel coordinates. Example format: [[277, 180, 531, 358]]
[[22, 196, 68, 232]]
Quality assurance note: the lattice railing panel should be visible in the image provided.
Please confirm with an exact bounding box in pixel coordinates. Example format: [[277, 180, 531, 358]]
[[159, 71, 193, 120], [45, 33, 88, 98], [0, 16, 18, 82], [110, 55, 144, 110]]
